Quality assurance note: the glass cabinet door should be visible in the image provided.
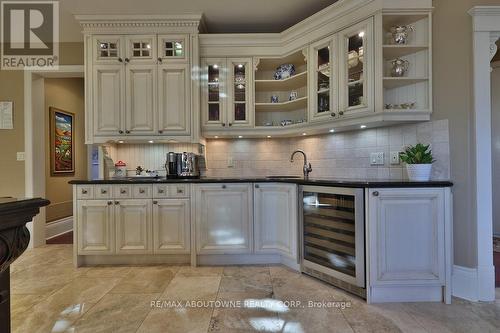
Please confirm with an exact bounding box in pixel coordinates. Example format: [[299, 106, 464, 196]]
[[309, 36, 337, 122], [126, 35, 156, 64], [157, 35, 188, 62], [202, 59, 226, 127], [228, 58, 253, 127], [93, 36, 123, 64], [339, 18, 373, 117]]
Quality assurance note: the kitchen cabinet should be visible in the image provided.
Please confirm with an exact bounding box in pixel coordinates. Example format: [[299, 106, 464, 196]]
[[254, 183, 298, 260], [153, 199, 190, 254], [367, 187, 452, 303], [77, 200, 115, 255], [202, 58, 254, 130], [126, 64, 157, 134], [115, 199, 152, 254], [195, 184, 253, 254], [93, 65, 124, 136]]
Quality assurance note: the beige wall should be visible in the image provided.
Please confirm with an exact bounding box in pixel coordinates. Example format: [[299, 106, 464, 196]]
[[0, 43, 83, 199], [44, 78, 86, 222]]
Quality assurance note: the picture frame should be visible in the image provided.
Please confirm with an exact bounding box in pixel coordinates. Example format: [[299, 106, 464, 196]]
[[50, 107, 75, 176]]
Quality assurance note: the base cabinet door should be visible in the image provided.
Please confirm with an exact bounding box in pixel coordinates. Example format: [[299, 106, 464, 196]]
[[115, 199, 152, 254], [195, 184, 253, 254], [254, 183, 297, 259], [77, 200, 114, 254], [153, 199, 190, 254], [368, 188, 445, 286]]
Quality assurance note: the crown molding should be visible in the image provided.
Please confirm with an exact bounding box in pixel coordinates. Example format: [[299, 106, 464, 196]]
[[468, 6, 500, 32]]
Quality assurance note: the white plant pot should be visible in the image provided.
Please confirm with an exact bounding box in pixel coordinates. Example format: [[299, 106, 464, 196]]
[[406, 164, 432, 181]]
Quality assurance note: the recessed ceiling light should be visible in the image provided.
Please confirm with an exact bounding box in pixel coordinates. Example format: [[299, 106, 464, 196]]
[[302, 133, 307, 136], [238, 135, 243, 139], [358, 31, 365, 38], [213, 64, 218, 69], [237, 64, 243, 68], [329, 129, 335, 133], [360, 125, 367, 129], [148, 140, 154, 143], [117, 140, 124, 144]]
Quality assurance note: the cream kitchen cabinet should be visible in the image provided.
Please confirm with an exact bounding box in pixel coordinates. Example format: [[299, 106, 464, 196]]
[[253, 183, 298, 260], [153, 199, 191, 254], [77, 200, 115, 255], [194, 184, 253, 254], [115, 199, 152, 254], [92, 65, 124, 136], [201, 58, 254, 130], [367, 187, 452, 303]]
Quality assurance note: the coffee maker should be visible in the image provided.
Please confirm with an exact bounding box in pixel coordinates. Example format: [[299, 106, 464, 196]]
[[165, 152, 200, 179]]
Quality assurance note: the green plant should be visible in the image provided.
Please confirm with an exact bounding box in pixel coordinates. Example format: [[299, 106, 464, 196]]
[[399, 143, 435, 164]]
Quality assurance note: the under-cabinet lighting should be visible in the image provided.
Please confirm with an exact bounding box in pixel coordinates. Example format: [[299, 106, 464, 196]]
[[117, 140, 124, 144], [213, 64, 219, 69], [360, 125, 367, 129], [148, 140, 154, 143], [267, 135, 271, 138], [302, 133, 307, 136], [329, 129, 335, 133], [358, 31, 365, 38], [238, 135, 243, 138], [214, 136, 219, 139], [237, 64, 244, 68]]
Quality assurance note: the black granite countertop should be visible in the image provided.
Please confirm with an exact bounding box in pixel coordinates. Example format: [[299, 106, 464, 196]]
[[69, 177, 453, 188]]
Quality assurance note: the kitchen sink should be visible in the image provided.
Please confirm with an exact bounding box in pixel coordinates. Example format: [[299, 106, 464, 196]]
[[266, 175, 302, 179]]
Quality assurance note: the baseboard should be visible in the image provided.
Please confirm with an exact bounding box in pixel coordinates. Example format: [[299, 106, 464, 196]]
[[46, 216, 73, 240], [452, 265, 479, 301]]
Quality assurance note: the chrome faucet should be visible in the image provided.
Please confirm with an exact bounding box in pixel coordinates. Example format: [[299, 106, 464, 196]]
[[290, 150, 312, 179]]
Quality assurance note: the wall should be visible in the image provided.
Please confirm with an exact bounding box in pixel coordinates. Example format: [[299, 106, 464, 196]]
[[0, 43, 84, 199], [492, 61, 500, 236], [204, 120, 450, 179], [44, 78, 86, 222]]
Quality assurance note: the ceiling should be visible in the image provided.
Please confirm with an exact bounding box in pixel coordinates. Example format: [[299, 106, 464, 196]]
[[57, 0, 338, 42]]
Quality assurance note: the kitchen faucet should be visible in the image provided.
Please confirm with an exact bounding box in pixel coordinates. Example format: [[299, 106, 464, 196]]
[[290, 150, 312, 179]]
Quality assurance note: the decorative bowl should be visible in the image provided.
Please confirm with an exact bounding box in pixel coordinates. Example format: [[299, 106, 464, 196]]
[[274, 64, 295, 80]]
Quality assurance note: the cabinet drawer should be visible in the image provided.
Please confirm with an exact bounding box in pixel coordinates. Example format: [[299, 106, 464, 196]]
[[153, 184, 190, 198], [95, 185, 113, 199], [132, 185, 152, 198], [77, 185, 94, 199], [113, 185, 132, 199]]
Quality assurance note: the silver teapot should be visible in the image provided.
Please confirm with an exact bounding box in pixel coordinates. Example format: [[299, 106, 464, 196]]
[[390, 25, 415, 45], [391, 58, 409, 77]]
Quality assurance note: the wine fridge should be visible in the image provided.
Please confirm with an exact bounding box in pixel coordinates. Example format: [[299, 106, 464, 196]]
[[300, 186, 366, 298]]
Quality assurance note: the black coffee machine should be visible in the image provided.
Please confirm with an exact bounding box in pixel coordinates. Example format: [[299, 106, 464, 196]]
[[166, 152, 200, 179]]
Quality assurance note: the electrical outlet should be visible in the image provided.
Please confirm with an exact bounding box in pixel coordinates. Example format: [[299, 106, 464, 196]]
[[390, 151, 401, 165], [227, 156, 234, 168], [16, 152, 25, 161], [370, 152, 384, 166]]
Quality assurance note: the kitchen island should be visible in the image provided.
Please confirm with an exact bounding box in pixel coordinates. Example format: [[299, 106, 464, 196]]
[[70, 177, 453, 303]]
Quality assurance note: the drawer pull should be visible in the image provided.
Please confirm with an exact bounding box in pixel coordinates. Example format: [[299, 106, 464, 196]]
[[120, 189, 127, 194], [158, 189, 165, 194], [153, 200, 158, 205], [114, 201, 120, 205], [101, 189, 107, 194], [372, 191, 379, 197], [222, 185, 226, 189], [82, 189, 88, 194], [177, 188, 184, 194], [107, 201, 113, 205], [139, 189, 145, 194], [255, 184, 260, 189]]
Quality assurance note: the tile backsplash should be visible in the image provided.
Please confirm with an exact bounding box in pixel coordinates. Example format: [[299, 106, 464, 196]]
[[205, 120, 450, 180]]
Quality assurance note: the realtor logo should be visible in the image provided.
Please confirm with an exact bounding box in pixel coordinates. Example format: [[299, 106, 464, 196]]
[[1, 1, 59, 70]]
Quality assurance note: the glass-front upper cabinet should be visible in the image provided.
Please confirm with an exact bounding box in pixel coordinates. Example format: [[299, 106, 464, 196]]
[[339, 18, 373, 117], [227, 58, 253, 127], [202, 58, 227, 128], [92, 36, 123, 64], [157, 35, 189, 63], [309, 35, 337, 122], [126, 35, 156, 64]]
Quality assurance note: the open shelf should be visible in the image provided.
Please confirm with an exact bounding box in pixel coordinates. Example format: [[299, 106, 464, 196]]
[[255, 71, 307, 91], [383, 45, 428, 59], [255, 96, 308, 112], [382, 14, 428, 30], [383, 77, 428, 89]]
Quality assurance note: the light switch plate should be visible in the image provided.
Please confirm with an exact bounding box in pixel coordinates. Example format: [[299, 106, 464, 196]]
[[370, 152, 384, 166], [16, 152, 25, 161], [390, 151, 400, 165]]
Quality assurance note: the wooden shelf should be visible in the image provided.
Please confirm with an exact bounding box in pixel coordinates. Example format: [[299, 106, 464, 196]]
[[383, 45, 428, 59], [255, 71, 307, 91], [383, 77, 428, 89], [255, 96, 308, 112]]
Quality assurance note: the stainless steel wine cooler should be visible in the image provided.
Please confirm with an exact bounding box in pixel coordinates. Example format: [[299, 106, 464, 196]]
[[300, 186, 366, 297]]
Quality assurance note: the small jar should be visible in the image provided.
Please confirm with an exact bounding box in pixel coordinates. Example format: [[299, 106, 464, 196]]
[[114, 161, 127, 178]]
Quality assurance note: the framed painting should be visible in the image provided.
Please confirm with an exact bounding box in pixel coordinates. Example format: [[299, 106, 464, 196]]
[[50, 107, 75, 175]]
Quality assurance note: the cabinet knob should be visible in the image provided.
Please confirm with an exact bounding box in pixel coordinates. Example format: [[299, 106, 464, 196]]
[[228, 123, 232, 127], [331, 112, 336, 117], [119, 130, 124, 134], [101, 189, 107, 194], [255, 184, 260, 188], [120, 189, 127, 194], [158, 130, 163, 134], [157, 57, 162, 63], [222, 123, 226, 127], [339, 111, 344, 116], [153, 200, 158, 205], [139, 189, 145, 194], [177, 188, 184, 194], [222, 185, 226, 189], [107, 201, 113, 205], [82, 189, 88, 194], [114, 201, 120, 205], [118, 57, 123, 63], [372, 191, 379, 197], [124, 58, 130, 63], [158, 189, 164, 194], [125, 130, 131, 134]]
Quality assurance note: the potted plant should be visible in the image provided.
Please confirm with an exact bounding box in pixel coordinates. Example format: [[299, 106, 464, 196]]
[[399, 143, 435, 181]]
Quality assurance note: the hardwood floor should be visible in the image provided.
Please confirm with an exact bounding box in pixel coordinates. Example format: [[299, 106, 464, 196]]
[[46, 231, 73, 245]]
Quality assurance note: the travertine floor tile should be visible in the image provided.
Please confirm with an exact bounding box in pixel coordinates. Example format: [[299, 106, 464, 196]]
[[177, 266, 224, 277], [138, 307, 213, 333], [109, 266, 175, 294], [162, 275, 221, 301]]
